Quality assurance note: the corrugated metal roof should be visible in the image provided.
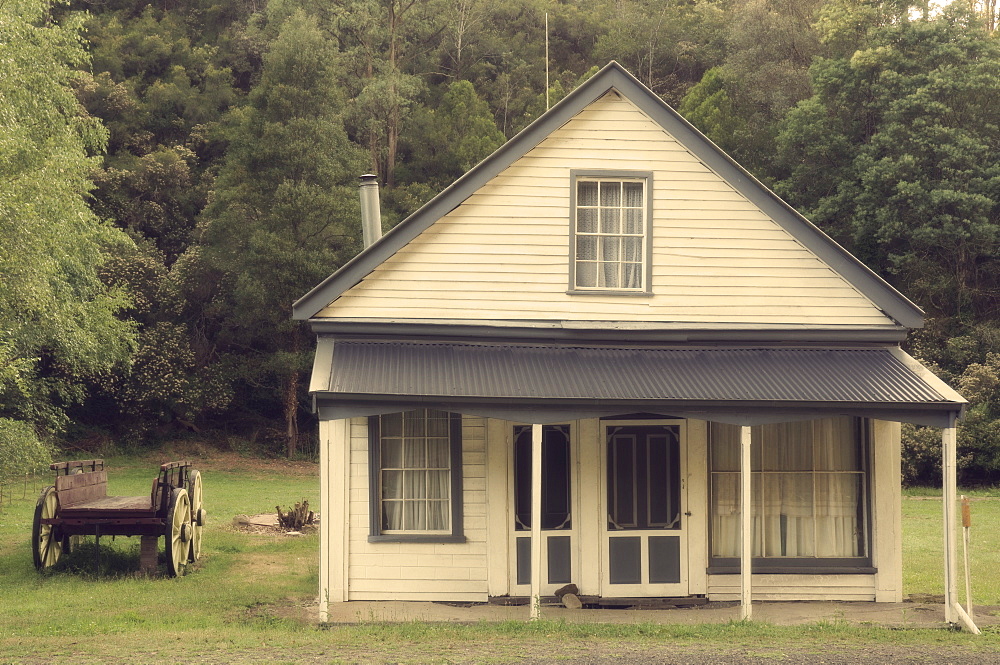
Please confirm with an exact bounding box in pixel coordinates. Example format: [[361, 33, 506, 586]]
[[326, 340, 947, 405]]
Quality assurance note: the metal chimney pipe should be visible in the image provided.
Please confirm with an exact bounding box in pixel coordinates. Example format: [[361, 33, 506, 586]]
[[359, 174, 383, 248]]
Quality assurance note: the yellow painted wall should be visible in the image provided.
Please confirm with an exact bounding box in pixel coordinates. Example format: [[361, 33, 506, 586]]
[[318, 91, 892, 327]]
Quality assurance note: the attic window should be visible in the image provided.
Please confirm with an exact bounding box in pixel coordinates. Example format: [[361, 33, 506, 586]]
[[569, 171, 652, 293]]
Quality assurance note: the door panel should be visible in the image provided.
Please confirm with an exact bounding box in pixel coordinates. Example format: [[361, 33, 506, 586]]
[[509, 424, 577, 594], [602, 423, 687, 596]]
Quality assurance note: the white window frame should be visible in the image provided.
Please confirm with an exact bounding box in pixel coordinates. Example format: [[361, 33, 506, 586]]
[[568, 170, 653, 294]]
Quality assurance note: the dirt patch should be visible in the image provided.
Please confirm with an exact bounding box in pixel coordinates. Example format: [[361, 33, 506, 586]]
[[231, 512, 319, 536]]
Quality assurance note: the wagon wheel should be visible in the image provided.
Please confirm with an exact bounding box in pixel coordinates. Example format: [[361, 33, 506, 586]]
[[32, 486, 62, 570], [165, 487, 192, 577], [187, 470, 204, 562]]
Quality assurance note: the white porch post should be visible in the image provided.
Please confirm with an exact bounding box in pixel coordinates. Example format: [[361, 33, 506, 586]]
[[740, 425, 752, 620], [943, 422, 958, 625], [530, 423, 543, 620]]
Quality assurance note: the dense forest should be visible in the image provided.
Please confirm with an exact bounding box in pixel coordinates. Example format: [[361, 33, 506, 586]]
[[2, 0, 1000, 488]]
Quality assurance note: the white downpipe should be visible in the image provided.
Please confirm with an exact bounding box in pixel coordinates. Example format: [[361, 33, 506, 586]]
[[740, 425, 752, 620], [943, 424, 958, 625], [318, 422, 329, 622], [530, 423, 543, 620]]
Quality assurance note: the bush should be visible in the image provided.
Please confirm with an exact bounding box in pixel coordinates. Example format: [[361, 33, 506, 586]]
[[0, 418, 52, 506]]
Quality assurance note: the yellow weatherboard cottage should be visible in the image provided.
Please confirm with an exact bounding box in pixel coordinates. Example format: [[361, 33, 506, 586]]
[[294, 62, 970, 627]]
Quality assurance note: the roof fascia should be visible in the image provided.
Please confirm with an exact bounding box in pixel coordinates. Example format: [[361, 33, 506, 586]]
[[307, 319, 909, 344], [293, 62, 924, 328]]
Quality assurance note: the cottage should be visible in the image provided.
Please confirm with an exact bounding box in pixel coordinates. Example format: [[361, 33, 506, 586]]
[[294, 62, 970, 626]]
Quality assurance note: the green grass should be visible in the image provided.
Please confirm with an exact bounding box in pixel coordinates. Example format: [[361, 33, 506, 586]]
[[2, 456, 1000, 663], [902, 493, 1000, 605]]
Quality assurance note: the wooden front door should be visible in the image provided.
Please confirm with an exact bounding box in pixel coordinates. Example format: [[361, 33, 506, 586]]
[[508, 424, 577, 596], [601, 422, 688, 596]]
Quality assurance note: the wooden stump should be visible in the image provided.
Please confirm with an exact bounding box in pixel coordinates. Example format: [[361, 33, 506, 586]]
[[140, 535, 159, 573]]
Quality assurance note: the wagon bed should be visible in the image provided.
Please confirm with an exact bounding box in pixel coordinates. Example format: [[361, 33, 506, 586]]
[[32, 459, 204, 576]]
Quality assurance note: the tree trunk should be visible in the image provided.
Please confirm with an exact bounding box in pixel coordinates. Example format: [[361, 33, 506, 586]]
[[285, 366, 300, 459]]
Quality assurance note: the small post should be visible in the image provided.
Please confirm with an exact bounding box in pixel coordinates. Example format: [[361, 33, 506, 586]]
[[961, 495, 974, 622], [740, 425, 752, 620], [530, 423, 543, 620]]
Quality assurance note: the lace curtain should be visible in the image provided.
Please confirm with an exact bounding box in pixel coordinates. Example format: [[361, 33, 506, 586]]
[[710, 417, 863, 558]]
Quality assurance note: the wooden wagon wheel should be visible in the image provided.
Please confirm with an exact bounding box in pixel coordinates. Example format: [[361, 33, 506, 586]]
[[165, 487, 192, 577], [187, 470, 204, 562], [32, 486, 62, 570]]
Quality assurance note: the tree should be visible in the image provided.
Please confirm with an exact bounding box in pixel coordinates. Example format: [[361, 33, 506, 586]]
[[0, 0, 136, 436], [775, 6, 1000, 320], [196, 8, 365, 456]]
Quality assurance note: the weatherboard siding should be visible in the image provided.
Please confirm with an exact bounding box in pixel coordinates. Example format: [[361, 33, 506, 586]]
[[318, 91, 890, 327], [345, 416, 489, 602]]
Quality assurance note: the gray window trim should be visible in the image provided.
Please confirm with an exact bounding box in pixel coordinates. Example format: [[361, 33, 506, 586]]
[[368, 411, 465, 543], [568, 169, 654, 294], [707, 417, 873, 572]]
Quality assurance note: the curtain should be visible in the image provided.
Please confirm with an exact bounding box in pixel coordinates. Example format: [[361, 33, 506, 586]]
[[380, 409, 452, 532], [710, 417, 862, 559]]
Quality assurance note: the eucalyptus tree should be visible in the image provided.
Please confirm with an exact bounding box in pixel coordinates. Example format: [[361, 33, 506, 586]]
[[0, 0, 136, 449]]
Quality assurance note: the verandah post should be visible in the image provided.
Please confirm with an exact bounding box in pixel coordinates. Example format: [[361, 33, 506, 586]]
[[740, 425, 752, 620], [530, 423, 543, 620], [943, 421, 958, 625]]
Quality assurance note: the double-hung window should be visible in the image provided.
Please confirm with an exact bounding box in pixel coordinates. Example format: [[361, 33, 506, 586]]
[[368, 409, 464, 542], [570, 171, 651, 293], [709, 417, 871, 572]]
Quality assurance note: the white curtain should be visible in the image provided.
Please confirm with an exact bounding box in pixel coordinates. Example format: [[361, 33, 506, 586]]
[[380, 410, 452, 532], [710, 417, 862, 558]]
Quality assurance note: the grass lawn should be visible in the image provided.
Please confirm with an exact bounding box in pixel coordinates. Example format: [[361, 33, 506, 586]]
[[1, 454, 999, 663]]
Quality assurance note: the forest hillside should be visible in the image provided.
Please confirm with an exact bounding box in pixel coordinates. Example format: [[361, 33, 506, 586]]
[[2, 0, 1000, 486]]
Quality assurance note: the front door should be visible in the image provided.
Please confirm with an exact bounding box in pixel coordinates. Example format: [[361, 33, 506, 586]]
[[508, 424, 576, 596], [601, 423, 688, 596]]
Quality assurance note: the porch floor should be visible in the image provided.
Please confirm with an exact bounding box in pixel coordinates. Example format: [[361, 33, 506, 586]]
[[322, 599, 1000, 630]]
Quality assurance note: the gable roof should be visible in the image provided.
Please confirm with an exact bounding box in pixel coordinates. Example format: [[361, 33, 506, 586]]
[[293, 61, 924, 329]]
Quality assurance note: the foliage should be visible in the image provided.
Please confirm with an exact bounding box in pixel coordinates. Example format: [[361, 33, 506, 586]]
[[0, 0, 136, 436], [0, 419, 51, 505]]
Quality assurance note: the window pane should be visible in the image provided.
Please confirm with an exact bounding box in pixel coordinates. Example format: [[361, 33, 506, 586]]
[[382, 470, 403, 500], [761, 421, 812, 471], [599, 181, 621, 207], [710, 473, 739, 557], [600, 262, 619, 288], [600, 208, 620, 234], [577, 208, 597, 233], [405, 500, 426, 530], [404, 438, 426, 467], [426, 414, 449, 437], [381, 412, 403, 438], [623, 181, 643, 207], [623, 263, 642, 289], [577, 235, 597, 260], [382, 500, 402, 530], [710, 424, 739, 471], [601, 236, 620, 261], [428, 470, 450, 499], [576, 261, 597, 287], [426, 438, 450, 468], [622, 236, 642, 261], [427, 500, 449, 530], [405, 470, 427, 498], [815, 474, 862, 556], [404, 411, 425, 437], [624, 208, 643, 234], [578, 180, 598, 206], [815, 417, 860, 470], [381, 438, 402, 468], [768, 474, 815, 556]]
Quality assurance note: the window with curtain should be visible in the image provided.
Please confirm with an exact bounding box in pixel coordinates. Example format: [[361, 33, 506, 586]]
[[572, 174, 649, 291], [370, 409, 462, 538], [709, 417, 868, 567]]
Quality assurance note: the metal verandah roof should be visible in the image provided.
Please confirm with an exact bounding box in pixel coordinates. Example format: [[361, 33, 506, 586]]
[[312, 339, 964, 427]]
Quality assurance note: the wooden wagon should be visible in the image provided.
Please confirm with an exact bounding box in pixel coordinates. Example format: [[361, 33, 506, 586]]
[[32, 460, 204, 576]]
